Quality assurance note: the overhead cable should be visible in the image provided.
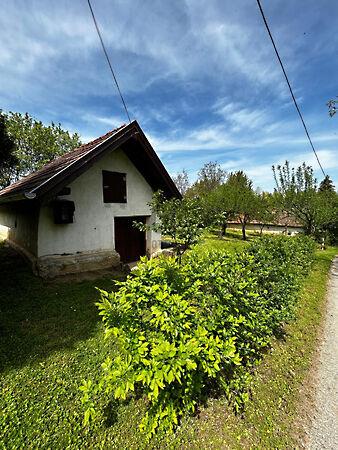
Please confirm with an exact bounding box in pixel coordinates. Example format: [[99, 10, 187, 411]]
[[256, 0, 326, 177]]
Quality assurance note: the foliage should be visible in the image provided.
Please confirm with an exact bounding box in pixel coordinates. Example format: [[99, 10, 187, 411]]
[[82, 235, 315, 437], [199, 183, 234, 231], [0, 110, 81, 188], [319, 175, 335, 192], [327, 97, 338, 117], [224, 171, 259, 240], [172, 169, 190, 196], [199, 171, 261, 240], [175, 246, 336, 449], [254, 193, 276, 234], [186, 162, 226, 198], [273, 161, 338, 240], [0, 114, 18, 188], [137, 191, 204, 262]]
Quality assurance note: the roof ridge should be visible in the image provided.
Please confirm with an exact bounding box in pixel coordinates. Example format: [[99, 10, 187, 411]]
[[46, 124, 127, 164]]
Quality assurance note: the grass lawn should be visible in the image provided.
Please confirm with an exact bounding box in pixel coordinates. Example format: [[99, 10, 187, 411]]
[[0, 234, 336, 449]]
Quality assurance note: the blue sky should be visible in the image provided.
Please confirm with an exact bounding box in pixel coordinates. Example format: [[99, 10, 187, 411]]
[[1, 0, 337, 191]]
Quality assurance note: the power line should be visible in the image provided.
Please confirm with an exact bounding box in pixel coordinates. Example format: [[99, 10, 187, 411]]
[[256, 0, 326, 178], [86, 0, 131, 123]]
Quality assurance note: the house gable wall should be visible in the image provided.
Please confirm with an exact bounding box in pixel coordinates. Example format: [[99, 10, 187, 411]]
[[37, 147, 161, 258]]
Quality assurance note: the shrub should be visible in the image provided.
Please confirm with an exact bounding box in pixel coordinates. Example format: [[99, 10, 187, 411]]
[[81, 235, 315, 437]]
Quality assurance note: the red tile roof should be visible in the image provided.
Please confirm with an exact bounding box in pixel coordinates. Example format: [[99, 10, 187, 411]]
[[0, 124, 127, 199]]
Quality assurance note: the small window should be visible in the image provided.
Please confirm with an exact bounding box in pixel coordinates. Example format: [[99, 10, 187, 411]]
[[102, 170, 127, 203]]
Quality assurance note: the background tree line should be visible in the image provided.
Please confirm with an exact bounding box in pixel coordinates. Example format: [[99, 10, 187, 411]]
[[0, 110, 81, 189], [173, 160, 338, 243]]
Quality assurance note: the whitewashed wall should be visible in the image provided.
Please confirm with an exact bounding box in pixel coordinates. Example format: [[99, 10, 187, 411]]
[[38, 148, 161, 257], [0, 204, 39, 256]]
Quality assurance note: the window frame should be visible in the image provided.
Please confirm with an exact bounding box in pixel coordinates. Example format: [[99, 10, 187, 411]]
[[102, 170, 127, 204]]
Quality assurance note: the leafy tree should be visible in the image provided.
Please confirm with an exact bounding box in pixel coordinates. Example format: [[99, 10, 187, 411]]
[[172, 169, 190, 196], [0, 114, 18, 188], [254, 193, 275, 235], [186, 161, 226, 198], [273, 161, 337, 239], [273, 161, 318, 235], [225, 171, 258, 240], [137, 191, 204, 263], [319, 175, 335, 192], [0, 111, 81, 187], [202, 183, 235, 236]]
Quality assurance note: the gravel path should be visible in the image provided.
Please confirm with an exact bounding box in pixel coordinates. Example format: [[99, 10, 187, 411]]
[[307, 256, 338, 450]]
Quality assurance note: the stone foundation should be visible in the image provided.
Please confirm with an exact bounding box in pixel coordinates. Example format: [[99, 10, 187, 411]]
[[5, 238, 39, 275], [37, 250, 121, 279]]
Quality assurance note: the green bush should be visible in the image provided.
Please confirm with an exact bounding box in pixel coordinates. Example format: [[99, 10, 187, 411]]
[[81, 235, 315, 437]]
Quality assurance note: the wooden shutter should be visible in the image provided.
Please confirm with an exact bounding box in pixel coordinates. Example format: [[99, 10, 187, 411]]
[[102, 171, 127, 203]]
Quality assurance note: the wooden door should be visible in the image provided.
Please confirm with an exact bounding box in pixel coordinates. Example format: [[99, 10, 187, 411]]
[[114, 216, 146, 263]]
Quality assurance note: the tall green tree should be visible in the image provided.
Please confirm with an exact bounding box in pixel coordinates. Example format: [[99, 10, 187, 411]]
[[225, 171, 259, 240], [0, 111, 81, 188], [0, 114, 18, 188], [273, 161, 337, 239], [202, 182, 236, 236], [254, 193, 275, 235], [273, 161, 318, 235], [319, 175, 335, 192]]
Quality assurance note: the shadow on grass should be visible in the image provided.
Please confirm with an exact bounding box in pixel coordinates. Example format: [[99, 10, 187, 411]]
[[0, 242, 119, 373]]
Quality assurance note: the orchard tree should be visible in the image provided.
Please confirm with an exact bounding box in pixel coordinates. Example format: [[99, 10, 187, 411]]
[[0, 111, 81, 187], [273, 161, 318, 235], [272, 161, 337, 238], [226, 171, 258, 240], [254, 193, 275, 235], [172, 169, 190, 196], [137, 191, 204, 263], [187, 161, 226, 198], [202, 183, 235, 237]]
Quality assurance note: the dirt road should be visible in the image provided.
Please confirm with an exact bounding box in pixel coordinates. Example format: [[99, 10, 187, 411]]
[[307, 256, 338, 449]]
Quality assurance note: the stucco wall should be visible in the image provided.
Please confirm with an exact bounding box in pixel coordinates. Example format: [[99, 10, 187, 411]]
[[0, 203, 39, 256], [38, 148, 161, 257]]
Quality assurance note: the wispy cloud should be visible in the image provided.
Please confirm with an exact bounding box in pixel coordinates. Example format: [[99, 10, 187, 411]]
[[0, 0, 337, 192]]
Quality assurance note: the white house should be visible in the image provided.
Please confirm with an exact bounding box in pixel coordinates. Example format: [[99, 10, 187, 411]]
[[0, 121, 180, 278]]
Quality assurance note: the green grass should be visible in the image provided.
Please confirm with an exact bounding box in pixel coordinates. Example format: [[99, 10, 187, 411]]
[[0, 236, 336, 449], [192, 229, 254, 254], [172, 246, 338, 449]]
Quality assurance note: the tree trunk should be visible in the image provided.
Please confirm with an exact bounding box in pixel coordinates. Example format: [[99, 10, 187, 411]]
[[221, 222, 227, 237], [242, 222, 246, 240]]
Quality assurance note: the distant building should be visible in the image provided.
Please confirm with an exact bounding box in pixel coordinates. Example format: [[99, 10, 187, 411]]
[[228, 214, 304, 235]]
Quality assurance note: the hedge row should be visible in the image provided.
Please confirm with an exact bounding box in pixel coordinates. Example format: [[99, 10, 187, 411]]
[[82, 235, 316, 437]]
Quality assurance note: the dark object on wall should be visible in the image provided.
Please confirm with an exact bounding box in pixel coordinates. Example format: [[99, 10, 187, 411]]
[[102, 170, 127, 203], [52, 200, 75, 224]]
